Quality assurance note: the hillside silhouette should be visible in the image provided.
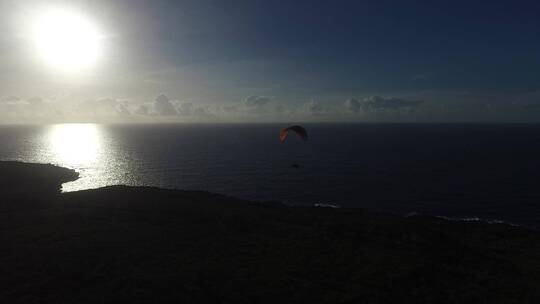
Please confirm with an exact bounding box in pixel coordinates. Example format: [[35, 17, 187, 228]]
[[2, 161, 540, 303]]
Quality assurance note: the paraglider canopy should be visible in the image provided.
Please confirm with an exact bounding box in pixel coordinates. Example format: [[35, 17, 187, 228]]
[[280, 125, 308, 142]]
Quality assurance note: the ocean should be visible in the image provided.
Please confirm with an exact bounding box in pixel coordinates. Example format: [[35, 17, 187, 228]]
[[1, 123, 540, 228]]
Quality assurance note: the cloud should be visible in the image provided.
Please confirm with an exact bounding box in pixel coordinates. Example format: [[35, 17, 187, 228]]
[[192, 106, 213, 118], [0, 96, 23, 106], [196, 96, 291, 121], [153, 94, 177, 116], [0, 92, 426, 123], [302, 99, 326, 115], [96, 98, 118, 108], [27, 97, 44, 106], [344, 98, 361, 114], [73, 98, 132, 117], [177, 103, 194, 116], [220, 104, 240, 114], [237, 95, 277, 116], [243, 95, 272, 107], [344, 96, 423, 114], [3, 96, 20, 103], [176, 102, 214, 119], [135, 105, 149, 115], [115, 103, 131, 116], [0, 95, 57, 119], [363, 96, 423, 112]]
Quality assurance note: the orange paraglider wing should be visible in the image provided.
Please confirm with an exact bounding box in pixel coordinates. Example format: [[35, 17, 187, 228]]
[[279, 128, 289, 142], [280, 125, 308, 142]]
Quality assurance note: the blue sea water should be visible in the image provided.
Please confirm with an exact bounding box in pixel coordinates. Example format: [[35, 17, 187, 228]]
[[1, 123, 540, 228]]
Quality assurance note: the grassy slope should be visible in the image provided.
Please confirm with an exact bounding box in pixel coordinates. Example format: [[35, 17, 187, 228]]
[[1, 162, 540, 303]]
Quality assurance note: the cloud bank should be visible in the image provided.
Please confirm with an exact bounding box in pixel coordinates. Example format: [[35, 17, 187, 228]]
[[3, 92, 540, 124]]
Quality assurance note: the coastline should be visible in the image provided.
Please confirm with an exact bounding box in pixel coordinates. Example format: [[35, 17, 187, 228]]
[[2, 161, 540, 303]]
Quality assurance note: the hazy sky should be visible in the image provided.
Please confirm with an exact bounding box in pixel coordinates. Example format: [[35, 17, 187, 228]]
[[2, 0, 540, 123]]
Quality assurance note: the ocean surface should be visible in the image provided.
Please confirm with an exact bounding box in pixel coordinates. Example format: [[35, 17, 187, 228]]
[[1, 123, 540, 228]]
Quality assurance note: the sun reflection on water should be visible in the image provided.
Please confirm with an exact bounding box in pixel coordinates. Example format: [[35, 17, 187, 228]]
[[49, 123, 101, 167], [47, 123, 108, 191]]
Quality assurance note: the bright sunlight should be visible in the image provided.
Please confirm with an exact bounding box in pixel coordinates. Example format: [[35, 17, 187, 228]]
[[31, 7, 102, 73], [48, 124, 101, 167]]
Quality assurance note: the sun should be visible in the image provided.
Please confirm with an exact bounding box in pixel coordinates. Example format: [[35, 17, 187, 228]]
[[31, 8, 102, 73]]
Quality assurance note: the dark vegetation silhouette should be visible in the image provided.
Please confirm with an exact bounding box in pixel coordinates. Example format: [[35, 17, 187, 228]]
[[2, 161, 540, 303]]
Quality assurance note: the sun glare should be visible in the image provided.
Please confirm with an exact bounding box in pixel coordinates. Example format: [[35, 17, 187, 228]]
[[48, 124, 101, 167], [31, 8, 102, 73]]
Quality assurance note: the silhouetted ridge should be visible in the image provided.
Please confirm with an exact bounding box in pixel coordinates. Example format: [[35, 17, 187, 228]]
[[2, 161, 540, 303], [0, 161, 78, 197]]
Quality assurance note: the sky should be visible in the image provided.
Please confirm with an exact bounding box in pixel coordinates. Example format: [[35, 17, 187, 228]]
[[1, 0, 540, 123]]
